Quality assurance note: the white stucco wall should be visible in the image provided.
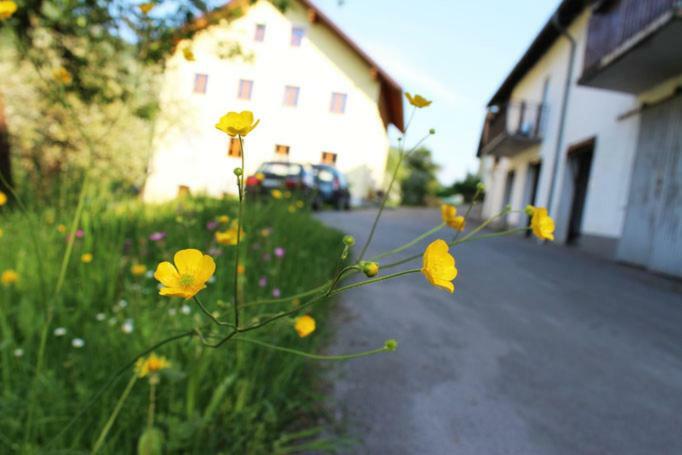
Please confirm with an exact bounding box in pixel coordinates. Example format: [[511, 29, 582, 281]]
[[481, 10, 640, 241], [143, 0, 390, 204]]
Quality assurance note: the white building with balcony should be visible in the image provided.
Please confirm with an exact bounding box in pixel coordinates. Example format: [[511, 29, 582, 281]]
[[143, 0, 403, 205], [477, 0, 681, 277]]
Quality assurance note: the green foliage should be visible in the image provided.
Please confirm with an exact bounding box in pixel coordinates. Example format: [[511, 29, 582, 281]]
[[0, 193, 344, 452], [440, 173, 483, 202], [399, 148, 440, 206]]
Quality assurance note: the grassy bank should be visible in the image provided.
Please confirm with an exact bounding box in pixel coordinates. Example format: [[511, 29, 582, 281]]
[[0, 194, 344, 453]]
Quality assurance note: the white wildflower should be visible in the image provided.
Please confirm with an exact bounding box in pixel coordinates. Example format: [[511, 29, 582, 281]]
[[54, 327, 67, 337], [121, 319, 134, 334], [71, 338, 85, 348], [14, 348, 24, 357]]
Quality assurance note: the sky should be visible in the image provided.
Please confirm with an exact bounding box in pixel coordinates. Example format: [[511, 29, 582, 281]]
[[309, 0, 562, 185]]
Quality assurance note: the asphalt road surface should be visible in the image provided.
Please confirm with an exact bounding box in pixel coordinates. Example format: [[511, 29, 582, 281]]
[[316, 207, 682, 455]]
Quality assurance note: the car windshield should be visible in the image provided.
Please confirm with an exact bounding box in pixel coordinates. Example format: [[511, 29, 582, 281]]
[[258, 163, 301, 178]]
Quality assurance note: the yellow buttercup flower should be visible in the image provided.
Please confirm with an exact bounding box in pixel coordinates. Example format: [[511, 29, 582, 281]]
[[294, 315, 316, 338], [288, 204, 296, 213], [182, 47, 195, 62], [527, 206, 555, 241], [237, 263, 246, 275], [217, 215, 230, 224], [283, 191, 292, 199], [441, 204, 457, 224], [421, 239, 458, 293], [154, 249, 216, 299], [0, 191, 7, 206], [53, 67, 73, 85], [215, 111, 259, 137], [215, 228, 238, 246], [57, 224, 66, 234], [81, 253, 93, 263], [134, 353, 170, 378], [139, 2, 154, 15], [1, 269, 18, 286], [405, 92, 432, 108], [295, 200, 304, 209], [0, 1, 17, 20], [451, 216, 465, 232], [362, 261, 379, 278], [271, 189, 282, 199], [131, 263, 147, 276]]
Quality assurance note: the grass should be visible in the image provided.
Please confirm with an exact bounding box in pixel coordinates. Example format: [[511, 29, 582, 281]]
[[0, 191, 346, 453]]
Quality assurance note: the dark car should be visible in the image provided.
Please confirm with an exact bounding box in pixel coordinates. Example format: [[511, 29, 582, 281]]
[[313, 164, 351, 210], [246, 161, 317, 200]]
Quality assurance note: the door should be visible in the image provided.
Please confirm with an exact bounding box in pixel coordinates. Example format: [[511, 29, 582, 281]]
[[619, 95, 682, 277], [567, 142, 594, 244], [524, 162, 542, 235]]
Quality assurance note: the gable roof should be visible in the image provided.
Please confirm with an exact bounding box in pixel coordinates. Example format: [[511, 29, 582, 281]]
[[186, 0, 404, 131], [487, 0, 587, 107]]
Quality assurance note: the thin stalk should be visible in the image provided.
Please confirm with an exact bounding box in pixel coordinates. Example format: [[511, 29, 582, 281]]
[[147, 382, 156, 429], [234, 337, 393, 361], [194, 296, 235, 327], [91, 375, 138, 454], [239, 281, 331, 308], [357, 133, 432, 261], [232, 135, 246, 328], [370, 223, 445, 261]]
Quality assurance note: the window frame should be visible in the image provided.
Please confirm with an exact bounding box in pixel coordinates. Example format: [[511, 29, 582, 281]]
[[275, 144, 290, 157], [321, 151, 337, 165], [193, 73, 208, 94], [254, 23, 266, 42], [283, 85, 300, 107], [330, 92, 348, 114], [228, 138, 242, 158], [291, 26, 305, 47], [238, 79, 254, 100]]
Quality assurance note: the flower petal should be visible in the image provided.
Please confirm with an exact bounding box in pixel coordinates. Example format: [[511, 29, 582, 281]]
[[154, 261, 180, 288], [174, 249, 204, 275], [195, 254, 216, 285]]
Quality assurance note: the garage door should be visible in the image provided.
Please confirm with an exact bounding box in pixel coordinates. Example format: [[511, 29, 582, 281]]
[[618, 94, 682, 277]]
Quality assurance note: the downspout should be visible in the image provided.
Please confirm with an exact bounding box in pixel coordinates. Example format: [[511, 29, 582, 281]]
[[546, 11, 577, 216]]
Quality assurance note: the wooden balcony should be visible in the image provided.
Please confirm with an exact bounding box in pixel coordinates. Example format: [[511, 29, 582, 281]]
[[479, 102, 545, 158], [580, 0, 682, 94]]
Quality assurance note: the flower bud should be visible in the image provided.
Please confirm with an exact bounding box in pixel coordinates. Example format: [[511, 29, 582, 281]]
[[476, 182, 485, 192], [362, 261, 379, 278], [429, 128, 436, 135], [233, 167, 243, 176], [342, 235, 355, 246], [524, 205, 535, 216], [384, 339, 398, 352]]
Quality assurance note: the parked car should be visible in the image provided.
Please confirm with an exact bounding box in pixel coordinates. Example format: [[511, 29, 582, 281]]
[[245, 161, 318, 201], [313, 164, 351, 210]]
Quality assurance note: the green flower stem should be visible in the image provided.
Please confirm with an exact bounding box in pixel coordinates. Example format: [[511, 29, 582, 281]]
[[194, 296, 235, 327], [233, 134, 246, 329], [147, 382, 156, 430], [453, 227, 528, 244], [328, 268, 421, 295], [357, 133, 432, 261], [382, 208, 514, 270], [239, 281, 332, 308], [91, 375, 138, 454], [370, 223, 445, 261], [450, 185, 484, 244], [234, 337, 393, 361]]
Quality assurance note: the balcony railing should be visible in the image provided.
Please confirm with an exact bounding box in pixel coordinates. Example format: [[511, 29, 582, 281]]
[[480, 102, 546, 157], [580, 0, 681, 93]]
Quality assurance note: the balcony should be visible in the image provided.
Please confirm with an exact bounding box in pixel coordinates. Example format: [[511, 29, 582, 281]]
[[479, 102, 545, 158], [580, 0, 682, 94]]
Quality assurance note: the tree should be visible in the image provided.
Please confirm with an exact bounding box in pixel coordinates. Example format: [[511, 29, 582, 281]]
[[441, 173, 483, 202], [400, 148, 439, 206]]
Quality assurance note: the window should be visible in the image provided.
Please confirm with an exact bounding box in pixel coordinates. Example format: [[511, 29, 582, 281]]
[[330, 92, 347, 114], [193, 73, 208, 94], [291, 27, 305, 47], [254, 24, 266, 42], [228, 138, 242, 158], [283, 85, 300, 107], [321, 152, 337, 165], [238, 79, 253, 100], [275, 144, 290, 156]]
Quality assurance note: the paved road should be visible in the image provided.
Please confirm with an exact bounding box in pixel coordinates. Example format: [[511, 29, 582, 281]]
[[316, 207, 682, 455]]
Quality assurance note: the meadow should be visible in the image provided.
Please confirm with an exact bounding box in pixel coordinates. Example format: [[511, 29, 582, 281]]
[[0, 191, 347, 453]]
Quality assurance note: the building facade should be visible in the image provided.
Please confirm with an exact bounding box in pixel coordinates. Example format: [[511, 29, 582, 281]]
[[478, 0, 681, 277], [143, 0, 403, 205]]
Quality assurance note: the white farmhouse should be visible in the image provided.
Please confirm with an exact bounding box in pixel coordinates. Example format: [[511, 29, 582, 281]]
[[478, 0, 682, 277], [143, 0, 403, 205]]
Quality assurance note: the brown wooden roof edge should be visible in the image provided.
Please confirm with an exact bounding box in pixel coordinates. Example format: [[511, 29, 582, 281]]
[[487, 0, 589, 107], [183, 0, 404, 131]]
